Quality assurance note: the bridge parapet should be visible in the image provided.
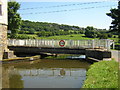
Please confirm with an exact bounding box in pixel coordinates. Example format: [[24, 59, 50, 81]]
[[8, 39, 114, 50]]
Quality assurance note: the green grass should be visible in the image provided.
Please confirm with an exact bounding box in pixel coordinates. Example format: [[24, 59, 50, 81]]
[[37, 34, 95, 40], [18, 34, 38, 37], [18, 34, 119, 43], [82, 60, 119, 88]]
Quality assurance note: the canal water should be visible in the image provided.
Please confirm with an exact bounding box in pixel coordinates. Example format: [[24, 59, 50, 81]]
[[2, 55, 91, 88]]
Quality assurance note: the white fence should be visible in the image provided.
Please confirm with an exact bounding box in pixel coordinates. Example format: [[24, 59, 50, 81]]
[[8, 39, 114, 50]]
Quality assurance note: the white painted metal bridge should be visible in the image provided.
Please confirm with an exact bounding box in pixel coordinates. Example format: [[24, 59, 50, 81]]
[[8, 39, 114, 50]]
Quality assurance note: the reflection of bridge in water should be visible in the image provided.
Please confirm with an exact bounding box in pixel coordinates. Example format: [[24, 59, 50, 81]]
[[12, 68, 86, 77], [8, 39, 114, 60]]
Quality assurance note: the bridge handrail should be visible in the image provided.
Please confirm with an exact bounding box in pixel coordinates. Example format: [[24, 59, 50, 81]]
[[7, 39, 114, 50]]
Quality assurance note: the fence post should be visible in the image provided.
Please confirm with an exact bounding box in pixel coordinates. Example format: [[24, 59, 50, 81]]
[[77, 40, 79, 48], [29, 39, 30, 46], [106, 39, 110, 51], [92, 39, 94, 49], [108, 39, 110, 51], [38, 40, 40, 47], [98, 39, 100, 48], [12, 39, 14, 46], [113, 41, 115, 49], [107, 39, 110, 50], [24, 39, 26, 46], [30, 39, 32, 47], [40, 39, 42, 47], [36, 39, 37, 47], [52, 39, 54, 48], [87, 40, 89, 48]]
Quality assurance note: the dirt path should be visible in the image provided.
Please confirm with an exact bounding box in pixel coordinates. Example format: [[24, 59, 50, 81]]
[[111, 50, 120, 62]]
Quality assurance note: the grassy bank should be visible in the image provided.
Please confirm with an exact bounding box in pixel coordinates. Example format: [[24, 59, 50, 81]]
[[82, 60, 118, 88], [17, 33, 118, 40], [17, 34, 95, 40], [37, 34, 94, 40]]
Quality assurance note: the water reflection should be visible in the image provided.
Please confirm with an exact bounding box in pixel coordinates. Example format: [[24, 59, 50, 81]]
[[18, 68, 86, 77], [3, 67, 86, 88], [60, 68, 65, 76], [2, 66, 24, 88], [2, 59, 91, 88]]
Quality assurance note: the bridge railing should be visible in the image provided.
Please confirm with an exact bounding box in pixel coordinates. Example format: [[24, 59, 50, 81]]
[[8, 39, 114, 50]]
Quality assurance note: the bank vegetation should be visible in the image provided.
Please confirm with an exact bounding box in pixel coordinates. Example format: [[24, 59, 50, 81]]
[[82, 60, 119, 88]]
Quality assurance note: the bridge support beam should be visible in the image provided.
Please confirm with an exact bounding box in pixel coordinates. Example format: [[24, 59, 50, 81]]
[[85, 49, 111, 61]]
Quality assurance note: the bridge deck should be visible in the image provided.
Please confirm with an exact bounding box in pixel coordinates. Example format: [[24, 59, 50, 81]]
[[8, 39, 114, 50]]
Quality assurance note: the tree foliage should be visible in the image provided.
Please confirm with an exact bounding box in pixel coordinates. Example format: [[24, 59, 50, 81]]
[[85, 26, 98, 38], [8, 1, 22, 38], [106, 1, 120, 39], [20, 20, 84, 37]]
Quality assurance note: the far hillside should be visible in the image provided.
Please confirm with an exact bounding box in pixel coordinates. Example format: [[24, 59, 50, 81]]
[[19, 20, 85, 36], [12, 20, 117, 40]]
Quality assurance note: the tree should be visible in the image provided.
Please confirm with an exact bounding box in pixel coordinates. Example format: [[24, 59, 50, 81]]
[[99, 33, 108, 39], [37, 31, 46, 37], [28, 28, 35, 34], [8, 1, 22, 38], [106, 1, 120, 39], [108, 33, 112, 38], [85, 26, 97, 38]]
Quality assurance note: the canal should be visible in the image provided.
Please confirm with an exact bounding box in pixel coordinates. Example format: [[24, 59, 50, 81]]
[[2, 55, 91, 88]]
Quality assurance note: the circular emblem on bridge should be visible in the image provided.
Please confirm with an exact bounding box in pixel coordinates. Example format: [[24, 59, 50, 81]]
[[59, 40, 65, 47]]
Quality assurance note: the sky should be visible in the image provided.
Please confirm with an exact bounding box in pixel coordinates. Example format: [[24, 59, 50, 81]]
[[14, 0, 118, 29]]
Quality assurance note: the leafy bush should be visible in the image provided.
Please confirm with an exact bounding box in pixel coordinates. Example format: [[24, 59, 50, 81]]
[[83, 60, 118, 88]]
